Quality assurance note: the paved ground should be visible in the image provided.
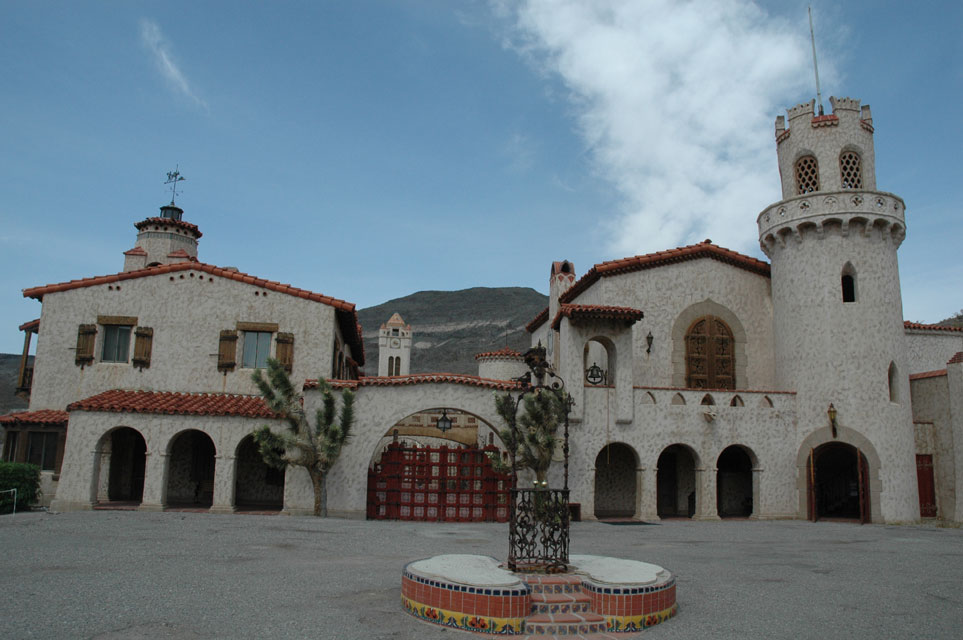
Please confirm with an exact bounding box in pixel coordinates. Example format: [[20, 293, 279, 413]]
[[2, 511, 961, 639]]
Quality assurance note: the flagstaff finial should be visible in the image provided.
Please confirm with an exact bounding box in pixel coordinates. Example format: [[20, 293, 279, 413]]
[[164, 166, 186, 205], [808, 6, 824, 116]]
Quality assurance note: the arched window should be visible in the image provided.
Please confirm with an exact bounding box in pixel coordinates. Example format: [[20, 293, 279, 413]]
[[841, 263, 857, 303], [685, 316, 735, 390], [888, 362, 899, 403], [794, 155, 819, 194], [840, 151, 863, 189]]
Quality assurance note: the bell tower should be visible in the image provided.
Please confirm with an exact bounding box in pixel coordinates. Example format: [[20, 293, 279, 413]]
[[378, 313, 412, 376], [759, 96, 916, 522], [123, 170, 202, 271]]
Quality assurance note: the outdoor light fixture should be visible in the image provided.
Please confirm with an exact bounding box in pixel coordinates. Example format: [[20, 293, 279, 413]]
[[435, 409, 452, 434], [646, 332, 654, 354], [828, 403, 838, 439]]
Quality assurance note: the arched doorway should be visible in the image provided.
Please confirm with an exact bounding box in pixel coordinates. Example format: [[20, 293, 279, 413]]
[[594, 443, 637, 519], [96, 427, 146, 505], [366, 408, 509, 522], [166, 430, 216, 508], [234, 435, 284, 511], [807, 442, 870, 522], [717, 446, 754, 518], [657, 444, 697, 518]]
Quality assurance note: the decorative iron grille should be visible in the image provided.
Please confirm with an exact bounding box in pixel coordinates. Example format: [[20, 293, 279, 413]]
[[508, 488, 570, 572], [839, 151, 862, 189], [794, 155, 819, 194]]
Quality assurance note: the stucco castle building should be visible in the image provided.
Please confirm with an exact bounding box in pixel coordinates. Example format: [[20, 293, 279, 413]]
[[3, 95, 962, 524]]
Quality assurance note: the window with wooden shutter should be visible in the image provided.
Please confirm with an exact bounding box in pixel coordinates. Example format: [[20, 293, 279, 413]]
[[132, 327, 154, 370], [276, 332, 294, 372], [218, 330, 238, 372], [76, 324, 97, 367]]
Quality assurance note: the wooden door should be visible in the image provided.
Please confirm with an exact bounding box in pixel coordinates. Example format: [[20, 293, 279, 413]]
[[685, 316, 735, 389], [916, 454, 937, 518]]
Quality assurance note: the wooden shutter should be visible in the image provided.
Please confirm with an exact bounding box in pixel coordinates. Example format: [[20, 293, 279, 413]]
[[217, 330, 238, 372], [75, 324, 97, 367], [276, 332, 294, 372], [132, 327, 154, 370]]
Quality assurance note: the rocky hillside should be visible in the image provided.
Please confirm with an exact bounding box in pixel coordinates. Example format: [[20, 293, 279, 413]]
[[0, 354, 29, 416], [357, 287, 548, 376]]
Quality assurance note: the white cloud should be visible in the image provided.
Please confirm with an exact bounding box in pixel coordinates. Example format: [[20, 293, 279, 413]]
[[139, 19, 207, 110], [503, 131, 537, 172], [496, 0, 818, 256]]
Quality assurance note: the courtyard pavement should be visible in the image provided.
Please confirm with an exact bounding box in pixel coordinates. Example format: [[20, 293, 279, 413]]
[[2, 511, 961, 639]]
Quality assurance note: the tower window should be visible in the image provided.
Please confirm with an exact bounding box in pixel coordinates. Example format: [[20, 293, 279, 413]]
[[888, 362, 899, 403], [794, 155, 819, 194], [841, 263, 857, 303], [840, 151, 863, 189]]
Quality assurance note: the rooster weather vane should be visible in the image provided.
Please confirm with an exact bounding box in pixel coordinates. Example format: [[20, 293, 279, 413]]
[[165, 166, 186, 205]]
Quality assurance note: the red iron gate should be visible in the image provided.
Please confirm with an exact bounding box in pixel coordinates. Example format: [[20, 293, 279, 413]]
[[367, 443, 511, 522]]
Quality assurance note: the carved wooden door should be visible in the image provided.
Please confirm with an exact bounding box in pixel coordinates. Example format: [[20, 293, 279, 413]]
[[685, 316, 735, 389]]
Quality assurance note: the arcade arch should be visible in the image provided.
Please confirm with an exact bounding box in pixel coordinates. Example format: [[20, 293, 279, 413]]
[[234, 435, 284, 510], [166, 429, 216, 508], [716, 445, 756, 518], [594, 442, 638, 519], [657, 444, 699, 518], [93, 426, 146, 505]]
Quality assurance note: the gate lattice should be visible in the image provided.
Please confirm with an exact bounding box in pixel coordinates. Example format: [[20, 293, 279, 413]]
[[366, 443, 511, 522]]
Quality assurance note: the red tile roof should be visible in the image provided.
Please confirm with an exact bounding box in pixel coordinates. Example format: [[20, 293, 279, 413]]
[[551, 304, 644, 331], [474, 346, 522, 360], [67, 390, 277, 418], [904, 321, 963, 333], [123, 247, 147, 256], [134, 217, 202, 238], [559, 240, 770, 305], [909, 370, 947, 381], [21, 260, 364, 365], [309, 373, 523, 392], [167, 249, 191, 258], [18, 318, 40, 332], [0, 409, 69, 426], [950, 352, 963, 365], [526, 307, 549, 333]]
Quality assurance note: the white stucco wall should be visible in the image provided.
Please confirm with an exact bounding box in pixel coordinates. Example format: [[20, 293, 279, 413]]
[[905, 331, 963, 374], [28, 270, 338, 410]]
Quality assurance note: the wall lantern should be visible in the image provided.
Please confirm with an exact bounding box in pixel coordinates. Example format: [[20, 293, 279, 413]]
[[435, 409, 452, 434], [646, 332, 654, 354], [828, 403, 838, 439]]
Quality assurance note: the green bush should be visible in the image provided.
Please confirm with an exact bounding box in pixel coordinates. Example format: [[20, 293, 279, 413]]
[[0, 462, 41, 514]]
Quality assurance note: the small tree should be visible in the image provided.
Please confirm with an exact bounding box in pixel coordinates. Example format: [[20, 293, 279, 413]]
[[252, 358, 354, 517], [489, 389, 566, 486]]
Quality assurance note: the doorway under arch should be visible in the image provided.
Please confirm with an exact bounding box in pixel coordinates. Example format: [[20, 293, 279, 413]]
[[366, 408, 509, 522], [97, 427, 146, 504], [717, 445, 754, 518], [657, 444, 697, 518], [808, 442, 870, 522], [166, 430, 216, 508], [594, 443, 638, 519], [234, 435, 284, 510]]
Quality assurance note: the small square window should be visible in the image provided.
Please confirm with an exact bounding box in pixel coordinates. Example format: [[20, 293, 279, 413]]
[[102, 325, 132, 362], [242, 331, 272, 368]]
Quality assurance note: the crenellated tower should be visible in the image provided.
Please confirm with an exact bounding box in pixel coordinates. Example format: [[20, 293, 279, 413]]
[[759, 96, 916, 522]]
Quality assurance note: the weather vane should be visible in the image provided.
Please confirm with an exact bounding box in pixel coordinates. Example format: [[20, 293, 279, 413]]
[[164, 166, 186, 205]]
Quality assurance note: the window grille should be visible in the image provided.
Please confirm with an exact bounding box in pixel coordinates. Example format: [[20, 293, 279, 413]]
[[794, 155, 819, 194], [840, 151, 862, 189]]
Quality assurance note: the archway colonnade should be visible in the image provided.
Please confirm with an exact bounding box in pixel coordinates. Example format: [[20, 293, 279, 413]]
[[84, 421, 286, 514]]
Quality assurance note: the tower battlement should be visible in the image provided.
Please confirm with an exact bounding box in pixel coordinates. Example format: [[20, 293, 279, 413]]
[[773, 96, 877, 199]]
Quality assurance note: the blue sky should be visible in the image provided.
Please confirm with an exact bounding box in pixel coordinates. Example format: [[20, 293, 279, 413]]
[[1, 1, 960, 354]]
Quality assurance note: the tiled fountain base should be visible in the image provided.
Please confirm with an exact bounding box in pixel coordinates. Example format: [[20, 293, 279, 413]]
[[402, 554, 676, 637]]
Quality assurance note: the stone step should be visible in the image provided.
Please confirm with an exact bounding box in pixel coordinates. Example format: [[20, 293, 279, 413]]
[[530, 590, 592, 614], [523, 574, 584, 595], [522, 611, 607, 636]]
